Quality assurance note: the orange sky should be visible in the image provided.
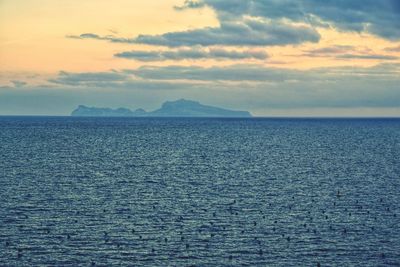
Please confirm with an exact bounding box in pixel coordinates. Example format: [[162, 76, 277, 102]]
[[0, 0, 218, 75], [1, 0, 399, 82]]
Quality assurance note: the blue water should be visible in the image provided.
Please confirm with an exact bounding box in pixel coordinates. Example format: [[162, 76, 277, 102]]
[[0, 117, 399, 266]]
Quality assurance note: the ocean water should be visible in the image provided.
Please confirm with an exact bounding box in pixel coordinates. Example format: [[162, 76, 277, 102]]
[[0, 117, 399, 266]]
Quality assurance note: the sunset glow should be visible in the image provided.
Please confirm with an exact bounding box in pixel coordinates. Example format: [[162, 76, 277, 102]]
[[1, 0, 399, 115]]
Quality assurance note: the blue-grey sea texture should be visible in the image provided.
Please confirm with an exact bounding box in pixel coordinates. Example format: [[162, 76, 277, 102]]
[[0, 117, 399, 266]]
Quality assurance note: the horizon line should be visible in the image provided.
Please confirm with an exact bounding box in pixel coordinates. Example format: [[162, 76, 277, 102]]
[[1, 115, 400, 119]]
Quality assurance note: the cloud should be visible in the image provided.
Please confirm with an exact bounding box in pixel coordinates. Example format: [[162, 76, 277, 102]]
[[304, 45, 356, 56], [128, 65, 307, 81], [36, 63, 400, 89], [3, 63, 398, 112], [130, 63, 400, 82], [67, 33, 135, 44], [114, 47, 268, 61], [199, 0, 400, 40], [135, 18, 320, 47], [47, 70, 198, 90], [174, 0, 205, 10], [336, 54, 399, 60], [302, 45, 399, 60], [384, 45, 400, 52], [69, 1, 400, 50], [126, 63, 400, 108], [68, 17, 320, 47], [49, 71, 129, 86], [2, 63, 399, 116], [11, 80, 27, 88]]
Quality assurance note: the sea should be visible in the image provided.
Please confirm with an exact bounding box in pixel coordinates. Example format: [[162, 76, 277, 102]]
[[0, 117, 399, 266]]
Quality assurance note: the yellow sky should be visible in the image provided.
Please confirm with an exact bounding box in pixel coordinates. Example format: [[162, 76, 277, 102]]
[[0, 0, 399, 81], [0, 0, 218, 74]]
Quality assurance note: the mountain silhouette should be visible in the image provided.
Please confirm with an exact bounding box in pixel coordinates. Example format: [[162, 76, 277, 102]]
[[71, 99, 252, 117]]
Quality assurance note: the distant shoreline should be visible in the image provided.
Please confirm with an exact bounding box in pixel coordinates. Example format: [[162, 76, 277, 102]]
[[70, 99, 252, 118], [1, 115, 399, 119]]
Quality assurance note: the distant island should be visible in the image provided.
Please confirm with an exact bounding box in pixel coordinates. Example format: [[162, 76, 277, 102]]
[[71, 99, 252, 118]]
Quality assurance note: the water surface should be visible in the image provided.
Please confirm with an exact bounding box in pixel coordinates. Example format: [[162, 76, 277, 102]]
[[1, 117, 399, 266]]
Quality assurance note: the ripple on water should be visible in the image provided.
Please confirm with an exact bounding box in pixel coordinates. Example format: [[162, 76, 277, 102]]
[[0, 117, 399, 266]]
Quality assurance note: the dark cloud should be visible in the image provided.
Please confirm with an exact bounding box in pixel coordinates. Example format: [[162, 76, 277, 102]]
[[134, 18, 320, 47], [68, 17, 320, 47], [66, 33, 135, 44], [128, 63, 400, 82], [200, 0, 400, 40], [114, 47, 268, 61], [46, 64, 400, 94], [174, 0, 205, 10], [49, 71, 129, 86], [47, 70, 196, 90], [67, 33, 104, 40], [128, 65, 305, 81], [115, 51, 164, 61], [304, 45, 356, 56], [41, 64, 400, 90], [302, 45, 398, 60], [336, 54, 399, 60], [69, 1, 400, 49]]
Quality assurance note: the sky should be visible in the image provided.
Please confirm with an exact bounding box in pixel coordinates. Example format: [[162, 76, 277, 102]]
[[1, 0, 400, 116]]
